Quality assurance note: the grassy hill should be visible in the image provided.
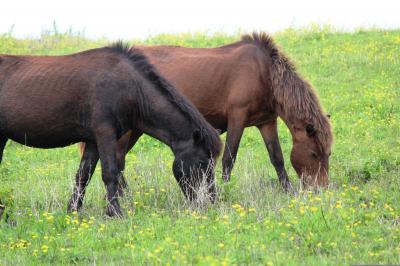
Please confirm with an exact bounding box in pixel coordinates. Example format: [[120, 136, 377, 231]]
[[0, 27, 399, 265]]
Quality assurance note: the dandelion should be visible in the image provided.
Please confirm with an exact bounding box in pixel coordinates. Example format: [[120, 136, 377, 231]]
[[81, 221, 89, 229], [351, 186, 359, 191], [218, 243, 224, 249], [98, 223, 106, 232], [368, 251, 378, 257], [41, 244, 49, 253]]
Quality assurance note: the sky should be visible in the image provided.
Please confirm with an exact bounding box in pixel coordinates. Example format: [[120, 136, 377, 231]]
[[0, 0, 399, 40]]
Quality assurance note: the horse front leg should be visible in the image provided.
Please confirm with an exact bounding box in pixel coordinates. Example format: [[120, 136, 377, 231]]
[[258, 121, 292, 192], [94, 124, 123, 217], [222, 111, 246, 182], [67, 142, 99, 212], [115, 130, 143, 197]]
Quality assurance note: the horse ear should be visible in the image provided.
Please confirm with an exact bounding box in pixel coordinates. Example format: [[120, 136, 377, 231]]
[[306, 124, 316, 137], [192, 129, 202, 144]]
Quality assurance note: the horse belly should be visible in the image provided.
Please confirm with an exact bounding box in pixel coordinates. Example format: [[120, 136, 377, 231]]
[[203, 114, 227, 133], [0, 87, 91, 148], [0, 103, 90, 148], [0, 123, 88, 148]]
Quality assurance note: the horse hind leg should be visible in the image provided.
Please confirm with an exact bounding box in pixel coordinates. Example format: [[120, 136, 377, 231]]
[[0, 135, 8, 221], [0, 134, 8, 163], [67, 142, 99, 212]]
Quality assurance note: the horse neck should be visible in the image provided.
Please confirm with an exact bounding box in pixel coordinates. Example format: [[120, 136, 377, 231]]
[[275, 106, 302, 141], [137, 86, 195, 154]]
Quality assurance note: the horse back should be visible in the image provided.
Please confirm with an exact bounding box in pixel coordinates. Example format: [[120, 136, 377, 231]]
[[0, 50, 137, 147], [139, 43, 274, 128]]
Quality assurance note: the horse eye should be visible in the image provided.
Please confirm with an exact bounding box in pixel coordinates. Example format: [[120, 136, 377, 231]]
[[310, 153, 318, 160]]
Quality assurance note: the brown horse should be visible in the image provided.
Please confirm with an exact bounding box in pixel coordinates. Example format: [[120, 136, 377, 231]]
[[0, 43, 221, 217], [81, 33, 333, 189]]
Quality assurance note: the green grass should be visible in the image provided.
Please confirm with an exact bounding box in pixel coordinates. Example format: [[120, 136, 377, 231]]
[[0, 27, 399, 265]]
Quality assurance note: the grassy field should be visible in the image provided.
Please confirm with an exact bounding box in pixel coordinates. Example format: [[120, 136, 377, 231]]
[[0, 27, 399, 265]]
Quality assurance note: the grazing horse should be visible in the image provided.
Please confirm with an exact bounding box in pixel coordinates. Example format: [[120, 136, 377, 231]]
[[81, 32, 333, 190], [0, 43, 221, 217]]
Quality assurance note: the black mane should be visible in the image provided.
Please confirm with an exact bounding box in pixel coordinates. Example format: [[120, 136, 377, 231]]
[[108, 41, 222, 157]]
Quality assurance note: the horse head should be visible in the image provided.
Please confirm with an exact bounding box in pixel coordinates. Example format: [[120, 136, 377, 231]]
[[172, 129, 220, 204], [289, 115, 332, 188]]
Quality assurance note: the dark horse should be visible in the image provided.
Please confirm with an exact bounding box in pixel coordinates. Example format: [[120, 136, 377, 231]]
[[0, 43, 221, 217], [81, 33, 332, 190]]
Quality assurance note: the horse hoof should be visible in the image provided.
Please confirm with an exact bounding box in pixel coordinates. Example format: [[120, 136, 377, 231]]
[[106, 210, 123, 218], [67, 200, 81, 213], [106, 205, 123, 218], [282, 182, 294, 194], [222, 175, 230, 182]]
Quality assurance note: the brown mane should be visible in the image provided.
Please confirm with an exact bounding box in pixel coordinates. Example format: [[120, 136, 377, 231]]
[[241, 32, 333, 152]]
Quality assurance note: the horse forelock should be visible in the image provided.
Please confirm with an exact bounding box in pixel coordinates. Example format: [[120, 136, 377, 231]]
[[242, 32, 333, 153], [108, 41, 222, 157]]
